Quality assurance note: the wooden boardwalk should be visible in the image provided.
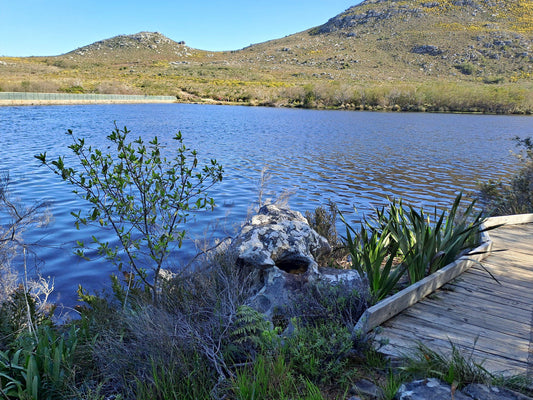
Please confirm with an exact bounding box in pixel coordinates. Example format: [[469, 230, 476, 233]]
[[375, 222, 533, 376]]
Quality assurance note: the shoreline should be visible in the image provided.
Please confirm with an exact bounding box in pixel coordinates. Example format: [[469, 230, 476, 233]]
[[0, 99, 178, 106], [0, 92, 177, 107], [0, 93, 531, 115]]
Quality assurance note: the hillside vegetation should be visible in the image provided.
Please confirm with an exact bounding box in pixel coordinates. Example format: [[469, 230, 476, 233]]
[[1, 0, 532, 113]]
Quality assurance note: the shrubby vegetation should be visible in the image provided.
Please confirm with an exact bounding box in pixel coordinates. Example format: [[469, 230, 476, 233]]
[[479, 136, 533, 215], [35, 126, 223, 302], [342, 193, 484, 303]]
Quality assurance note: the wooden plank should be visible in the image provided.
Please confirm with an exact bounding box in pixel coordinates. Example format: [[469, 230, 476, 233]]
[[375, 330, 528, 376], [381, 314, 530, 362], [376, 327, 529, 374], [480, 252, 533, 267], [444, 281, 533, 312], [483, 215, 533, 227], [490, 235, 533, 254], [448, 277, 533, 309], [422, 289, 530, 323], [376, 328, 528, 371], [467, 267, 533, 290], [467, 266, 533, 286], [428, 280, 533, 313], [405, 299, 531, 340], [402, 301, 530, 344], [457, 272, 533, 297]]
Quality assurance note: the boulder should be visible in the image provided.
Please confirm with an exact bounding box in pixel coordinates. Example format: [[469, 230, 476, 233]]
[[233, 204, 331, 280], [350, 379, 384, 399], [232, 204, 364, 319], [411, 45, 443, 56]]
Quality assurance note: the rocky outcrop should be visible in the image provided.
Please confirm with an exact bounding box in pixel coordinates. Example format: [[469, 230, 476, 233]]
[[411, 45, 443, 56], [396, 379, 471, 400], [234, 204, 331, 279], [395, 379, 533, 400], [462, 383, 533, 400], [232, 204, 364, 319], [312, 3, 422, 34]]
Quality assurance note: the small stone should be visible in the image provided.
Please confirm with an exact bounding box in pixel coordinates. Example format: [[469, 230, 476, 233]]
[[395, 378, 471, 400], [351, 378, 384, 399]]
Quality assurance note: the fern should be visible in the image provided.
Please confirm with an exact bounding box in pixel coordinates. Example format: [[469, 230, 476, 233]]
[[230, 305, 271, 348]]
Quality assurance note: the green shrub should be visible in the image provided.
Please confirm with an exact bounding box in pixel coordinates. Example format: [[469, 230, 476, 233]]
[[455, 63, 475, 75], [35, 125, 223, 302], [343, 219, 405, 304], [375, 193, 483, 284], [73, 252, 255, 399], [479, 136, 533, 215], [229, 305, 278, 360], [0, 288, 51, 350], [341, 194, 483, 302], [305, 201, 348, 267], [59, 85, 85, 94], [285, 280, 368, 328], [283, 321, 353, 384]]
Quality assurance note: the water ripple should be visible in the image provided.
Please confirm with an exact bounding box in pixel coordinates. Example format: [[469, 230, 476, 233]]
[[1, 104, 531, 305]]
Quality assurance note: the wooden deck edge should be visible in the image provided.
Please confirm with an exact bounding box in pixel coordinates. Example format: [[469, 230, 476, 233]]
[[483, 213, 533, 228], [354, 214, 533, 335], [354, 240, 492, 335]]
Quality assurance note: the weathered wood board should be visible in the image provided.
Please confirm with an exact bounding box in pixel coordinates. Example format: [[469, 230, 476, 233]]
[[373, 221, 533, 377]]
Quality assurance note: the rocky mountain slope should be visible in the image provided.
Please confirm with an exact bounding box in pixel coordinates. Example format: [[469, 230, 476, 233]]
[[1, 0, 531, 112], [65, 31, 198, 61]]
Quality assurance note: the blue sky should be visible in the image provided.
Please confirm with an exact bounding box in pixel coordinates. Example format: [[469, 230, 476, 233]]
[[1, 1, 359, 57]]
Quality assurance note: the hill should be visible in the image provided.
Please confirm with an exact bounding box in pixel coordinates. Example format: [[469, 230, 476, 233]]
[[64, 31, 201, 61], [0, 0, 531, 113]]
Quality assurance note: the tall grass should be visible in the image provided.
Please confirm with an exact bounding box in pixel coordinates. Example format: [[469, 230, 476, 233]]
[[401, 341, 491, 389]]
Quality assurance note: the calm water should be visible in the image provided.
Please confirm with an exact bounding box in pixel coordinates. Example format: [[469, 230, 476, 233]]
[[1, 104, 531, 307]]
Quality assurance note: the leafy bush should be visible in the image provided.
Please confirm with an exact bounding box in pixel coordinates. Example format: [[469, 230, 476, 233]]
[[479, 136, 533, 215], [283, 321, 353, 384], [72, 248, 256, 399], [305, 201, 348, 267], [35, 125, 223, 301], [455, 63, 475, 75], [285, 280, 368, 328]]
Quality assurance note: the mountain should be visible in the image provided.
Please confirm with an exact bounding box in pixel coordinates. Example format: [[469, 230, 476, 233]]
[[0, 0, 531, 113], [64, 31, 199, 61], [306, 0, 532, 78]]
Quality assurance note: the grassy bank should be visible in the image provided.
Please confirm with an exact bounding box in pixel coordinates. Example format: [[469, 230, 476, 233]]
[[1, 81, 531, 114]]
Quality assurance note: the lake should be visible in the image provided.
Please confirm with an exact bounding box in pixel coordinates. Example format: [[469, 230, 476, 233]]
[[1, 103, 531, 308]]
